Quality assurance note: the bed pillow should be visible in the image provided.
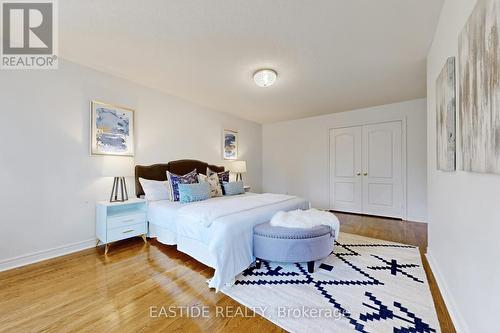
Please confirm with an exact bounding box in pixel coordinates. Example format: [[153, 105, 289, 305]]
[[207, 168, 230, 193], [138, 178, 170, 201], [178, 182, 210, 203], [222, 181, 245, 196], [198, 173, 223, 197], [166, 169, 198, 201]]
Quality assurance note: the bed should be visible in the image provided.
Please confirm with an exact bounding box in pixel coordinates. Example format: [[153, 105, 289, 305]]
[[135, 159, 310, 291]]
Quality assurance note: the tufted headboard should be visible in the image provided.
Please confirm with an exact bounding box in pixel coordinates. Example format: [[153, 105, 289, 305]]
[[134, 159, 225, 198]]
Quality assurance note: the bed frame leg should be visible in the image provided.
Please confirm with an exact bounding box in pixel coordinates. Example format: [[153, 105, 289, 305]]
[[255, 259, 262, 269], [307, 261, 314, 273]]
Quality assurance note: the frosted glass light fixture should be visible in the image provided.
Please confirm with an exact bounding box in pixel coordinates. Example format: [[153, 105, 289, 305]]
[[253, 69, 277, 87]]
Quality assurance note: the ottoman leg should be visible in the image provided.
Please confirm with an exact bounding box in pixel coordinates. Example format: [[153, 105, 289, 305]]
[[255, 258, 262, 269], [307, 261, 315, 273]]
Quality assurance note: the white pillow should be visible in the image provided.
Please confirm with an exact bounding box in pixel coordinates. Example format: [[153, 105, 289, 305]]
[[139, 178, 170, 201]]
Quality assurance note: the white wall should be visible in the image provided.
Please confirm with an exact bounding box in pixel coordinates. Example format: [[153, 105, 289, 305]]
[[0, 59, 262, 269], [263, 99, 427, 222], [427, 1, 500, 332]]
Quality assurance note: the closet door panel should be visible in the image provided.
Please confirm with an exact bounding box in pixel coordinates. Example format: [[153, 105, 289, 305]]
[[329, 127, 362, 213], [361, 121, 403, 218]]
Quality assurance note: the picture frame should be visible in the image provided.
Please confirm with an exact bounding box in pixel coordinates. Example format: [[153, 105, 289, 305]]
[[90, 100, 135, 156], [458, 0, 500, 174], [436, 57, 456, 172], [222, 129, 238, 160]]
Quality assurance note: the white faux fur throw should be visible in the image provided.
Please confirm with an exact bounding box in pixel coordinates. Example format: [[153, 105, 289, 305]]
[[270, 209, 340, 240]]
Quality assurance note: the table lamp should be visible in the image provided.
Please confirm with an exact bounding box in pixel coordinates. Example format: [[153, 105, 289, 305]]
[[102, 157, 134, 202], [229, 160, 247, 181]]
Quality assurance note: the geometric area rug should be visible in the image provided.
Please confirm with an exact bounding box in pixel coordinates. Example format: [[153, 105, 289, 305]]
[[223, 232, 440, 333]]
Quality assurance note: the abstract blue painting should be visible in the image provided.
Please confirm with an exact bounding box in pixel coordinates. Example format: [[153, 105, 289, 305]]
[[223, 129, 238, 160], [91, 101, 135, 156]]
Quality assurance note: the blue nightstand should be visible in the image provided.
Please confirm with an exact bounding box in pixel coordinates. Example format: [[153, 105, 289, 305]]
[[95, 198, 147, 255]]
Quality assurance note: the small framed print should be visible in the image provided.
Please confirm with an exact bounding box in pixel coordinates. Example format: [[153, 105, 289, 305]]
[[222, 129, 238, 160], [90, 101, 135, 156]]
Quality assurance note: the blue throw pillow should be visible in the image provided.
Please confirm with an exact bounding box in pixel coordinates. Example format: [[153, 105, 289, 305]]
[[222, 181, 245, 196], [178, 182, 211, 203], [166, 169, 198, 201]]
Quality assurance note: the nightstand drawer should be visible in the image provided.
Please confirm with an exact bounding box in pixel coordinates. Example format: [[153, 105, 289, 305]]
[[107, 213, 146, 230], [107, 223, 146, 242]]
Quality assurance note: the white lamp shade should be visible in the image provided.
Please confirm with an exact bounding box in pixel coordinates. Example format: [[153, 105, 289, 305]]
[[101, 157, 134, 177], [229, 160, 247, 173]]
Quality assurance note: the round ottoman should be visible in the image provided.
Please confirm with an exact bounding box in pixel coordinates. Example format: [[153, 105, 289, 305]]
[[253, 222, 335, 273]]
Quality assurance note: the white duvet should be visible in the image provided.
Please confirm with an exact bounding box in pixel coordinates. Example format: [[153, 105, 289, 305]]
[[176, 193, 296, 227], [172, 193, 312, 291]]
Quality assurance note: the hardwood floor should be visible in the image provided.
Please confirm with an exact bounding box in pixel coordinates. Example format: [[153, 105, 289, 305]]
[[0, 214, 455, 333]]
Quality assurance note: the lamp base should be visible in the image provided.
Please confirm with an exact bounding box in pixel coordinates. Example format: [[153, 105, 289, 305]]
[[109, 177, 129, 203], [236, 173, 243, 182]]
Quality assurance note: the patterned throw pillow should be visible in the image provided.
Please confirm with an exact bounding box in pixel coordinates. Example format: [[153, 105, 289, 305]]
[[166, 169, 198, 201], [198, 173, 223, 197], [222, 181, 245, 196], [207, 167, 230, 193], [178, 182, 210, 203]]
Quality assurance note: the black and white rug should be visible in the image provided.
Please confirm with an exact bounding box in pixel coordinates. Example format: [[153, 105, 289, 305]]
[[223, 232, 440, 333]]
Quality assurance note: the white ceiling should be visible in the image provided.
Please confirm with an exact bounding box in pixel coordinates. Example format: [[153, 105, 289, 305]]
[[60, 0, 443, 123]]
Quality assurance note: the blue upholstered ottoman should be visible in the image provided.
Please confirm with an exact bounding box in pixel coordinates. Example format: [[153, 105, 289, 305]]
[[253, 222, 335, 273]]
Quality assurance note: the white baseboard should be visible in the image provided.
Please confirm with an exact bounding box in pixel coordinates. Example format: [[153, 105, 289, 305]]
[[426, 250, 470, 333], [406, 215, 427, 223], [0, 239, 96, 272]]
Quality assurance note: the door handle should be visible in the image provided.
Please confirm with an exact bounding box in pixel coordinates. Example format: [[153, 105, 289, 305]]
[[356, 172, 361, 176], [363, 172, 368, 176]]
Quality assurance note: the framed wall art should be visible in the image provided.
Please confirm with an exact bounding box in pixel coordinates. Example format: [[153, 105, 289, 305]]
[[223, 129, 238, 160], [90, 101, 135, 156], [436, 57, 456, 171]]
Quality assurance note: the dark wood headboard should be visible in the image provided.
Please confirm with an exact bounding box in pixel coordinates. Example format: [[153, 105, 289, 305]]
[[135, 159, 225, 197]]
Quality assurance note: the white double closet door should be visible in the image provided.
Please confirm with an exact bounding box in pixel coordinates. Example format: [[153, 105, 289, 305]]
[[330, 121, 404, 219]]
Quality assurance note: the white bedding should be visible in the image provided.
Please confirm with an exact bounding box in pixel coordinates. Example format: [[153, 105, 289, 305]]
[[146, 193, 312, 291], [147, 200, 184, 244], [147, 193, 259, 233], [176, 193, 296, 227], [147, 199, 183, 233]]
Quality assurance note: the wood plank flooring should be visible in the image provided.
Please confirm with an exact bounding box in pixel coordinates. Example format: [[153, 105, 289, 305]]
[[0, 214, 455, 333]]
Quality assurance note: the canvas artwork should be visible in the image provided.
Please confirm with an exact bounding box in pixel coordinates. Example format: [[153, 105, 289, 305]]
[[91, 101, 135, 156], [223, 129, 238, 160], [436, 57, 456, 171], [459, 0, 500, 174]]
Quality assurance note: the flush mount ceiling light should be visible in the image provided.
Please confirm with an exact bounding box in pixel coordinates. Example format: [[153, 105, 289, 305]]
[[253, 69, 277, 87]]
